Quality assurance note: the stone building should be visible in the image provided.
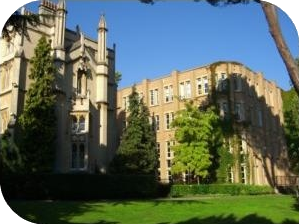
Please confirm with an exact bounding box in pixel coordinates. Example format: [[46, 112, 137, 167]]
[[0, 0, 117, 173], [117, 61, 290, 185]]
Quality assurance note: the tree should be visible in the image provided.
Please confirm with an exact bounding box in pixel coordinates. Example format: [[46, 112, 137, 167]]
[[115, 71, 122, 85], [18, 36, 57, 173], [171, 101, 221, 182], [0, 130, 23, 174], [110, 86, 158, 175], [2, 10, 39, 40], [140, 0, 299, 95]]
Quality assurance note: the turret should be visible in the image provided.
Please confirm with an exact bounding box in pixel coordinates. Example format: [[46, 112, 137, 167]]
[[54, 0, 66, 53], [96, 14, 109, 155]]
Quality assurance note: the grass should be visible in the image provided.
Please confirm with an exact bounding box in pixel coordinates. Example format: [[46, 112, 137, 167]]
[[8, 195, 299, 224]]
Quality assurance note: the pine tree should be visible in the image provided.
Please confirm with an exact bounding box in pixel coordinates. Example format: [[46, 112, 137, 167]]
[[110, 86, 157, 174], [18, 36, 57, 173]]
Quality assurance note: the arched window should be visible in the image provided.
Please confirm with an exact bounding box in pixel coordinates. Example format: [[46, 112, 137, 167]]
[[79, 144, 85, 168], [71, 144, 77, 169], [71, 116, 78, 132], [79, 116, 85, 132]]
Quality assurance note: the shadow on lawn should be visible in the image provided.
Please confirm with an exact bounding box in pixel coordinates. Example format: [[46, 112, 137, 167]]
[[159, 214, 299, 224]]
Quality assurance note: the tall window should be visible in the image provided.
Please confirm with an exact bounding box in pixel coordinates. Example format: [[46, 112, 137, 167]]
[[197, 78, 202, 95], [71, 116, 78, 133], [228, 166, 234, 183], [185, 81, 191, 98], [156, 142, 160, 158], [79, 144, 85, 169], [155, 115, 160, 131], [233, 73, 242, 91], [71, 143, 86, 169], [165, 112, 174, 130], [203, 76, 209, 94], [1, 66, 11, 92], [258, 109, 263, 127], [79, 116, 85, 132], [71, 144, 77, 169], [217, 73, 228, 91], [240, 164, 247, 184], [166, 141, 171, 157], [234, 103, 243, 121], [122, 96, 129, 110], [0, 109, 9, 134], [179, 81, 192, 99], [164, 85, 173, 103], [221, 102, 229, 119], [150, 89, 159, 106]]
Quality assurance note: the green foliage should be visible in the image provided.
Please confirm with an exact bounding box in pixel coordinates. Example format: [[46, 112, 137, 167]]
[[0, 131, 23, 174], [282, 88, 299, 174], [171, 101, 223, 179], [110, 85, 158, 175], [2, 11, 39, 40], [18, 36, 57, 173], [170, 184, 273, 197], [115, 71, 122, 85], [2, 173, 163, 200], [216, 145, 233, 183]]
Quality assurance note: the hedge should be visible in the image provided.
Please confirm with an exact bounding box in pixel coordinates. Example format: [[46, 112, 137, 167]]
[[1, 173, 168, 200], [170, 184, 274, 197], [1, 174, 274, 200]]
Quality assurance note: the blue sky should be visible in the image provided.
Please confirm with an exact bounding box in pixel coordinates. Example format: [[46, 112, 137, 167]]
[[25, 0, 299, 90]]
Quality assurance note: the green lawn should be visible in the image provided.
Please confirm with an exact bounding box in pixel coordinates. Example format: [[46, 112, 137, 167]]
[[8, 195, 299, 224]]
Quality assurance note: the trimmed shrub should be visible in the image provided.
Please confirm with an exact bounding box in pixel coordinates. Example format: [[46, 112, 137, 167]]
[[170, 184, 274, 197], [1, 173, 167, 200]]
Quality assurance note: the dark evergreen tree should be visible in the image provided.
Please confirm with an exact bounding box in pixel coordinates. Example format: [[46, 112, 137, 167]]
[[110, 86, 157, 175], [0, 130, 23, 174], [18, 36, 57, 173]]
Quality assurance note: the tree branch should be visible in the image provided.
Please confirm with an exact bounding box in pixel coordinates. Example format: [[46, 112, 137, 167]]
[[261, 1, 299, 94]]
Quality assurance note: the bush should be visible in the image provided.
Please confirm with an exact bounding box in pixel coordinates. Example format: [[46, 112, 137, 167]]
[[1, 173, 168, 200], [170, 184, 274, 197]]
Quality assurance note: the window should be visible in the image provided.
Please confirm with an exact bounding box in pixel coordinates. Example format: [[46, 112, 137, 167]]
[[220, 102, 229, 119], [150, 89, 159, 106], [71, 144, 77, 169], [167, 159, 172, 168], [79, 116, 85, 132], [233, 73, 242, 91], [165, 112, 174, 130], [71, 143, 86, 169], [1, 66, 11, 92], [203, 76, 209, 94], [185, 81, 191, 98], [179, 81, 192, 99], [234, 103, 243, 121], [228, 166, 234, 183], [258, 109, 263, 127], [164, 85, 173, 103], [167, 141, 171, 157], [79, 144, 85, 169], [71, 116, 78, 133], [0, 109, 9, 134], [240, 164, 247, 184], [122, 96, 130, 110], [197, 78, 202, 95], [217, 73, 228, 91], [168, 170, 172, 181], [155, 115, 160, 131], [156, 142, 160, 158]]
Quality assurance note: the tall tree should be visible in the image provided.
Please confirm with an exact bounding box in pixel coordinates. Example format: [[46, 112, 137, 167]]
[[140, 0, 299, 95], [110, 86, 158, 175], [2, 10, 39, 40], [171, 102, 221, 182], [0, 130, 23, 174], [18, 36, 57, 173]]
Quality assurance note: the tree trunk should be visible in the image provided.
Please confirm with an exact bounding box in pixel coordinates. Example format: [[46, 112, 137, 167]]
[[261, 1, 299, 95]]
